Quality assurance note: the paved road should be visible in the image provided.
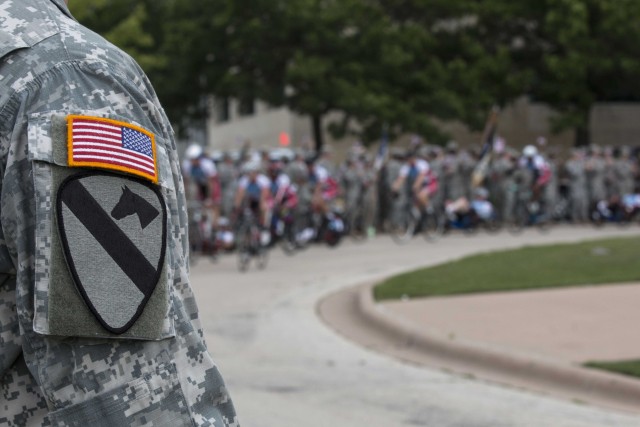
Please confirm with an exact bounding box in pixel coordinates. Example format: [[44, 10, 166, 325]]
[[190, 226, 640, 427]]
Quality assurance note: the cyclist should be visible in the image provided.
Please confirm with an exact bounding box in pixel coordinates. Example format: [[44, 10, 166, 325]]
[[234, 161, 272, 244], [182, 143, 221, 226], [519, 144, 551, 202], [509, 144, 552, 224], [267, 158, 297, 209], [306, 156, 339, 215], [183, 144, 219, 200], [340, 156, 364, 225], [266, 158, 299, 244], [392, 149, 438, 211]]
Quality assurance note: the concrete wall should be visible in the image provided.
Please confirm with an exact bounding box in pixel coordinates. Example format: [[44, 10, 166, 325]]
[[591, 103, 640, 146], [441, 100, 640, 158], [206, 99, 295, 151], [439, 98, 574, 156], [204, 98, 640, 159]]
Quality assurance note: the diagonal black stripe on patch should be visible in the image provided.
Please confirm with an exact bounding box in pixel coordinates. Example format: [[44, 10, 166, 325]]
[[59, 179, 157, 295]]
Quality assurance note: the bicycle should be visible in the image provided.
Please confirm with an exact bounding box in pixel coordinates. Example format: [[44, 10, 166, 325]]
[[234, 205, 269, 272], [270, 203, 303, 255], [389, 192, 444, 245], [187, 201, 219, 265], [507, 188, 551, 234]]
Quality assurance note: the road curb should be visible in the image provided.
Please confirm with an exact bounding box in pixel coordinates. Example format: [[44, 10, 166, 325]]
[[355, 282, 640, 413]]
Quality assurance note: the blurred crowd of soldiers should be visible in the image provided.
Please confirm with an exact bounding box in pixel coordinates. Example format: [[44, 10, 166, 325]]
[[182, 138, 640, 234], [381, 140, 640, 225]]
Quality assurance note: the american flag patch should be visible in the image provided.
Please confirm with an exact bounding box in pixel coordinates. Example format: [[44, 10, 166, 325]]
[[67, 115, 158, 183]]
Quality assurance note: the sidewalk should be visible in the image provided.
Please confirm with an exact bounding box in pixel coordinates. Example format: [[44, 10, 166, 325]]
[[318, 281, 640, 415], [382, 283, 640, 364]]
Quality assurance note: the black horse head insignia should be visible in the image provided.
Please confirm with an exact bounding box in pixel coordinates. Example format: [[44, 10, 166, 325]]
[[111, 185, 160, 229]]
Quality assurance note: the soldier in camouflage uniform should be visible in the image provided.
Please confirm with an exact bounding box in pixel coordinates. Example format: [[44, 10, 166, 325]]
[[565, 148, 589, 223], [217, 153, 238, 218], [383, 148, 404, 227], [0, 1, 238, 426], [442, 142, 468, 204], [543, 151, 560, 218], [361, 156, 378, 234], [585, 145, 607, 207], [340, 156, 363, 228], [425, 146, 444, 211], [284, 150, 308, 188], [495, 150, 518, 222], [614, 146, 637, 197]]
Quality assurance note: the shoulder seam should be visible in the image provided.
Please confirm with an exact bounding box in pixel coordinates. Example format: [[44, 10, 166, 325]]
[[41, 0, 72, 62], [0, 59, 134, 124]]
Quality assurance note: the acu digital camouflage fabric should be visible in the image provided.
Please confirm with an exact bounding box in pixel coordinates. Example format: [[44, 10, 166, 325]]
[[0, 1, 239, 425]]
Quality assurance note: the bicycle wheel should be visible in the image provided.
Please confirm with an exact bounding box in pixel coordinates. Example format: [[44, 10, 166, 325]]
[[422, 210, 445, 242], [280, 220, 298, 255], [536, 212, 552, 234], [507, 202, 528, 235], [292, 209, 314, 250], [483, 216, 503, 234], [623, 209, 640, 227], [188, 220, 202, 265], [255, 229, 269, 269], [349, 210, 368, 243], [235, 223, 251, 272], [390, 207, 418, 245]]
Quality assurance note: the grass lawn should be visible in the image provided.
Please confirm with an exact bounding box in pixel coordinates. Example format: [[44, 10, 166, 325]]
[[585, 360, 640, 380], [374, 237, 640, 301]]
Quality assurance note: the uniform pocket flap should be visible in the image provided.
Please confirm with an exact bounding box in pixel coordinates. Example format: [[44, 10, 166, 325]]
[[29, 111, 175, 340], [28, 112, 176, 192], [28, 113, 69, 165], [0, 30, 29, 60]]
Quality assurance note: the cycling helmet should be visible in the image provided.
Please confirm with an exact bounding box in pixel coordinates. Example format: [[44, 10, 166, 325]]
[[243, 161, 261, 174], [523, 145, 538, 158], [269, 151, 282, 162], [185, 144, 203, 160], [473, 187, 489, 199]]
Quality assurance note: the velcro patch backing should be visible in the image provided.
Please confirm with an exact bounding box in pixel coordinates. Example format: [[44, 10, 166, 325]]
[[56, 171, 167, 334]]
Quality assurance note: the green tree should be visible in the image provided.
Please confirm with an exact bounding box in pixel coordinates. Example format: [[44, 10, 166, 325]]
[[176, 0, 517, 149], [474, 0, 640, 145], [70, 0, 167, 75]]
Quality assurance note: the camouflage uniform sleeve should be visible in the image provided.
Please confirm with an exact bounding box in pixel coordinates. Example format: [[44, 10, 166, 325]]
[[0, 2, 238, 426]]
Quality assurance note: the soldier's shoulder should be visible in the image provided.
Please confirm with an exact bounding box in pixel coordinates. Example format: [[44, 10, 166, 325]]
[[0, 1, 58, 61], [1, 0, 135, 91]]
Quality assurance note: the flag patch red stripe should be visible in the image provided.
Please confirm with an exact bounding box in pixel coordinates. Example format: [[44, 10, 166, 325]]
[[72, 141, 156, 166], [72, 149, 156, 172]]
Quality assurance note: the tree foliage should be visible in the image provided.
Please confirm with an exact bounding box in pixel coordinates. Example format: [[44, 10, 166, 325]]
[[474, 0, 640, 145], [69, 0, 640, 147], [71, 0, 167, 74]]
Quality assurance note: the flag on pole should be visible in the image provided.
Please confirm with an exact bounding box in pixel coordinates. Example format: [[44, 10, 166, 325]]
[[472, 106, 499, 188]]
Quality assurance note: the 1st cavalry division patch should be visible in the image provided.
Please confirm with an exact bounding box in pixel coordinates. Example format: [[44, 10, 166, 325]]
[[56, 172, 167, 334], [67, 115, 158, 183]]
